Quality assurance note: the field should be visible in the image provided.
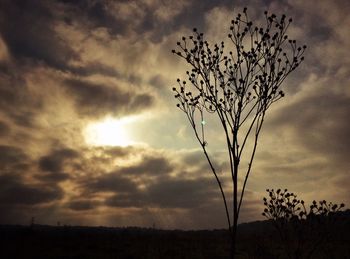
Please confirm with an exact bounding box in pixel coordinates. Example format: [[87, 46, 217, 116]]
[[1, 212, 349, 259]]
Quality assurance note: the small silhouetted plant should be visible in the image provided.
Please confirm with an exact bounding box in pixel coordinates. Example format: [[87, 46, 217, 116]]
[[262, 189, 345, 259], [171, 7, 306, 258]]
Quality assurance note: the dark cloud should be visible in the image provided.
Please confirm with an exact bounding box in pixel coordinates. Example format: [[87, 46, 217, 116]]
[[57, 0, 127, 35], [146, 177, 218, 208], [67, 199, 101, 211], [105, 192, 144, 208], [63, 78, 153, 118], [180, 150, 208, 168], [39, 148, 79, 173], [0, 145, 28, 172], [0, 0, 78, 71], [0, 0, 124, 78], [118, 155, 174, 176], [102, 146, 133, 157], [145, 0, 235, 42], [0, 62, 44, 134], [77, 146, 135, 166], [105, 176, 219, 209], [37, 172, 70, 182], [0, 121, 10, 136], [58, 0, 235, 42], [0, 174, 63, 205], [11, 111, 38, 128], [0, 68, 41, 116], [87, 173, 138, 194], [37, 148, 79, 182], [70, 62, 121, 77], [71, 148, 230, 211], [71, 150, 218, 210], [131, 94, 154, 110], [58, 0, 161, 38], [271, 91, 350, 163], [148, 74, 169, 91]]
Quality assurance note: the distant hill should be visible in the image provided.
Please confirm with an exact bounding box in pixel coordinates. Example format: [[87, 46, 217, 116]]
[[0, 210, 349, 259]]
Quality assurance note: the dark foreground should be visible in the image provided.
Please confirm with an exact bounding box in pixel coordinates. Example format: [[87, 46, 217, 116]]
[[1, 212, 349, 259]]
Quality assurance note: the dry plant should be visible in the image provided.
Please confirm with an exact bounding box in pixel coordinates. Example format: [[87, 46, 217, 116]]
[[171, 7, 306, 258], [262, 189, 345, 258]]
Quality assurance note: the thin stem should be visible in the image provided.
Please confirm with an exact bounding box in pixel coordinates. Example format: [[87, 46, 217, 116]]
[[190, 115, 232, 232], [238, 111, 265, 214]]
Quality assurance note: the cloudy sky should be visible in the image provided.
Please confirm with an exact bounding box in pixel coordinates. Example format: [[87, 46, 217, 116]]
[[0, 0, 349, 229]]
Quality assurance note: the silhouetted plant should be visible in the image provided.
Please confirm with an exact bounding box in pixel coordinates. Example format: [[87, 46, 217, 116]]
[[262, 189, 345, 259], [171, 7, 306, 258]]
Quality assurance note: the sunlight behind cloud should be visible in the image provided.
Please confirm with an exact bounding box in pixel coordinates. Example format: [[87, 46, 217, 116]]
[[84, 116, 139, 147]]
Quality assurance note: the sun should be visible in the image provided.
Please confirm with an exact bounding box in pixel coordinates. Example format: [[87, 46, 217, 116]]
[[84, 116, 137, 147]]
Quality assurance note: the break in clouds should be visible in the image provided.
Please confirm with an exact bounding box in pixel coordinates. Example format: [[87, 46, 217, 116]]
[[0, 0, 349, 229]]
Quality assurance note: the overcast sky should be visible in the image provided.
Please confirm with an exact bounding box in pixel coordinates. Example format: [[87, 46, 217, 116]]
[[0, 0, 349, 229]]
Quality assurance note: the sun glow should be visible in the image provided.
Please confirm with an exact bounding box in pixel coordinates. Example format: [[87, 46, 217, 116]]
[[84, 116, 138, 147]]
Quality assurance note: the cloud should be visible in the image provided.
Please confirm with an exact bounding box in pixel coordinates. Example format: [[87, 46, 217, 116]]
[[0, 68, 40, 116], [0, 145, 28, 172], [95, 146, 133, 158], [63, 78, 153, 118], [67, 0, 191, 39], [146, 177, 219, 208], [105, 192, 144, 208], [104, 176, 219, 209], [117, 155, 174, 176], [49, 147, 223, 213], [0, 0, 78, 71], [87, 173, 138, 194], [69, 62, 121, 77], [37, 148, 79, 182], [39, 148, 79, 173], [56, 0, 129, 35], [0, 174, 63, 205], [0, 36, 10, 62], [0, 121, 10, 136], [270, 91, 350, 164], [67, 199, 101, 211]]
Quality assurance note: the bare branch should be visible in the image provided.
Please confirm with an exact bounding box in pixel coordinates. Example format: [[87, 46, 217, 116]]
[[171, 8, 306, 258]]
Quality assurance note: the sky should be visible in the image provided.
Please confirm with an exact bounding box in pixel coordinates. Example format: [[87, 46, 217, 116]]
[[0, 0, 349, 230]]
